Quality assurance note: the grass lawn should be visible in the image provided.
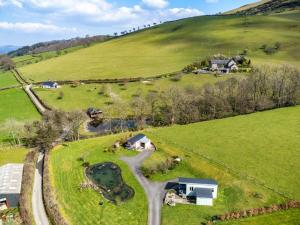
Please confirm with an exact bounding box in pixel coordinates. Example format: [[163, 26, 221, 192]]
[[0, 71, 19, 88], [0, 147, 28, 166], [20, 12, 300, 82], [49, 135, 147, 225], [34, 74, 241, 113]]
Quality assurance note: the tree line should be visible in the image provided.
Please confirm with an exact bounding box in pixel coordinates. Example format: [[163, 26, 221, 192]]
[[127, 65, 300, 128]]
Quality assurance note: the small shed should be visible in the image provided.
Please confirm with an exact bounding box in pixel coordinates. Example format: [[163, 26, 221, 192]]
[[125, 134, 152, 150], [87, 107, 102, 118], [0, 164, 23, 208], [41, 81, 58, 89]]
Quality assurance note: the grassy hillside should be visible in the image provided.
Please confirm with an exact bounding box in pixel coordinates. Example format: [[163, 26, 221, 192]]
[[20, 12, 300, 82], [0, 147, 28, 166], [225, 0, 271, 14], [49, 136, 147, 225]]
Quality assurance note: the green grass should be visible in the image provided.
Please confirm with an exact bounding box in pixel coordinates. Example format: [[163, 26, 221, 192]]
[[19, 12, 300, 82], [34, 74, 241, 113], [219, 208, 300, 225], [145, 106, 300, 199], [0, 88, 40, 143], [0, 71, 19, 88], [0, 147, 28, 166], [49, 135, 147, 225], [139, 106, 300, 224]]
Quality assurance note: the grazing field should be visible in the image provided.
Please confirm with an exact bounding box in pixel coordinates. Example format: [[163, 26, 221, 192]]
[[140, 106, 300, 224], [49, 135, 147, 225], [0, 71, 19, 88], [34, 74, 241, 113], [19, 12, 300, 82], [0, 147, 28, 166], [0, 88, 40, 143]]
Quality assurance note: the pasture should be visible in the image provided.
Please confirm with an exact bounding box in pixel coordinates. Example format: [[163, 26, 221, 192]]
[[34, 74, 240, 113], [0, 147, 28, 166], [49, 135, 147, 225], [0, 71, 19, 88], [19, 12, 300, 82]]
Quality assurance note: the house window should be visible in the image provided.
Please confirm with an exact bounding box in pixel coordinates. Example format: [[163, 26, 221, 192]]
[[190, 187, 194, 191]]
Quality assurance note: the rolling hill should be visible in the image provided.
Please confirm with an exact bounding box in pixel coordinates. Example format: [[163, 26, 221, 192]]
[[225, 0, 271, 14], [19, 10, 300, 82]]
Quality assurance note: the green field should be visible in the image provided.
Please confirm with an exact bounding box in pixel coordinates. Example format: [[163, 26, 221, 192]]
[[0, 88, 40, 143], [0, 147, 28, 166], [34, 74, 240, 113], [49, 136, 147, 225], [0, 71, 19, 88], [19, 12, 300, 82]]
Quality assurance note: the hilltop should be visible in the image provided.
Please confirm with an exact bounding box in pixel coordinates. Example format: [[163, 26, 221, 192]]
[[226, 0, 300, 15]]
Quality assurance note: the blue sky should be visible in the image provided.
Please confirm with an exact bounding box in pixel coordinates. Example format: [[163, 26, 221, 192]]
[[0, 0, 256, 46]]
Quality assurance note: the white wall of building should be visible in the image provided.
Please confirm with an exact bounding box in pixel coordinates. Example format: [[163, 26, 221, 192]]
[[196, 197, 213, 206]]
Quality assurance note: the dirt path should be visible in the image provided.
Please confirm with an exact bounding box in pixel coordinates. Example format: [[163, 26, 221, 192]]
[[32, 153, 49, 225], [121, 151, 174, 225], [24, 84, 47, 114]]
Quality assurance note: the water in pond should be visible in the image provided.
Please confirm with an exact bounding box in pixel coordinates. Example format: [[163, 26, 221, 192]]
[[86, 162, 134, 203]]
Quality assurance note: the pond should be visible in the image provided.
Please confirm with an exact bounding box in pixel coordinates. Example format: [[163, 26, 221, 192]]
[[86, 162, 134, 203]]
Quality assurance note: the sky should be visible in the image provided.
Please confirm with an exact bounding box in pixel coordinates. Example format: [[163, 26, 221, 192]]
[[0, 0, 256, 46]]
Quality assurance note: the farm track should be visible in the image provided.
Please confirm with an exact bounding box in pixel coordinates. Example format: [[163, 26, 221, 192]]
[[121, 150, 175, 225]]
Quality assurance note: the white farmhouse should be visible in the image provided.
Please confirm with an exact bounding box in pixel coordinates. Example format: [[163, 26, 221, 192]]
[[41, 81, 58, 89], [178, 177, 218, 206], [125, 134, 152, 151]]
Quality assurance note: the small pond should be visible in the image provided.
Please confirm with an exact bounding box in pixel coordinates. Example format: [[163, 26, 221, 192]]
[[86, 162, 134, 203]]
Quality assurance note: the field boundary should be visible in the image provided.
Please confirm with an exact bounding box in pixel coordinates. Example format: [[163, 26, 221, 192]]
[[32, 70, 182, 85], [0, 84, 21, 91]]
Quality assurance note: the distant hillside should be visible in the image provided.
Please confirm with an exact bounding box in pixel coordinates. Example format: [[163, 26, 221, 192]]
[[8, 35, 111, 57], [227, 0, 300, 15], [19, 11, 300, 82], [0, 45, 20, 54]]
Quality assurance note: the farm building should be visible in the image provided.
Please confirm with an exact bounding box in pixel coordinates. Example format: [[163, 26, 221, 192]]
[[178, 177, 218, 206], [41, 81, 58, 89], [87, 107, 102, 118], [125, 134, 152, 151], [210, 59, 238, 73], [0, 164, 23, 208]]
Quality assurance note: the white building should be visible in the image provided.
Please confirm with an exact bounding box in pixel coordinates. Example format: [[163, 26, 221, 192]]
[[0, 164, 23, 208], [125, 134, 152, 151], [178, 177, 218, 206], [41, 81, 58, 89]]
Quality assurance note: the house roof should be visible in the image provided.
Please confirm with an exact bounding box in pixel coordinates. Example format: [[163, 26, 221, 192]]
[[0, 164, 23, 194], [127, 134, 150, 144], [211, 59, 231, 66], [42, 81, 57, 86], [178, 177, 217, 185], [194, 188, 213, 199], [87, 107, 102, 114]]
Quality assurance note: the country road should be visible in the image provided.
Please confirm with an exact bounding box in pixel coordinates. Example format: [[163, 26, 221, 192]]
[[25, 85, 47, 114], [121, 151, 173, 225], [32, 153, 49, 225]]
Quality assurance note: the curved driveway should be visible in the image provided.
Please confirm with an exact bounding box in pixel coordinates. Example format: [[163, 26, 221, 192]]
[[121, 151, 173, 225]]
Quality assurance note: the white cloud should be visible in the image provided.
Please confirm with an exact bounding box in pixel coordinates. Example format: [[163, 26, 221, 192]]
[[142, 0, 168, 9], [0, 21, 77, 33], [0, 0, 23, 7], [161, 8, 204, 20], [205, 0, 219, 3]]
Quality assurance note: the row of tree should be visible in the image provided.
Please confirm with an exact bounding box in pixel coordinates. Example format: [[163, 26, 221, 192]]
[[115, 65, 299, 128], [116, 21, 162, 36]]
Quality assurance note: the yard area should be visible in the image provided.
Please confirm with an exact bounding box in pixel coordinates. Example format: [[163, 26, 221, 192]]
[[49, 134, 147, 225], [19, 13, 300, 82], [34, 74, 240, 113]]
